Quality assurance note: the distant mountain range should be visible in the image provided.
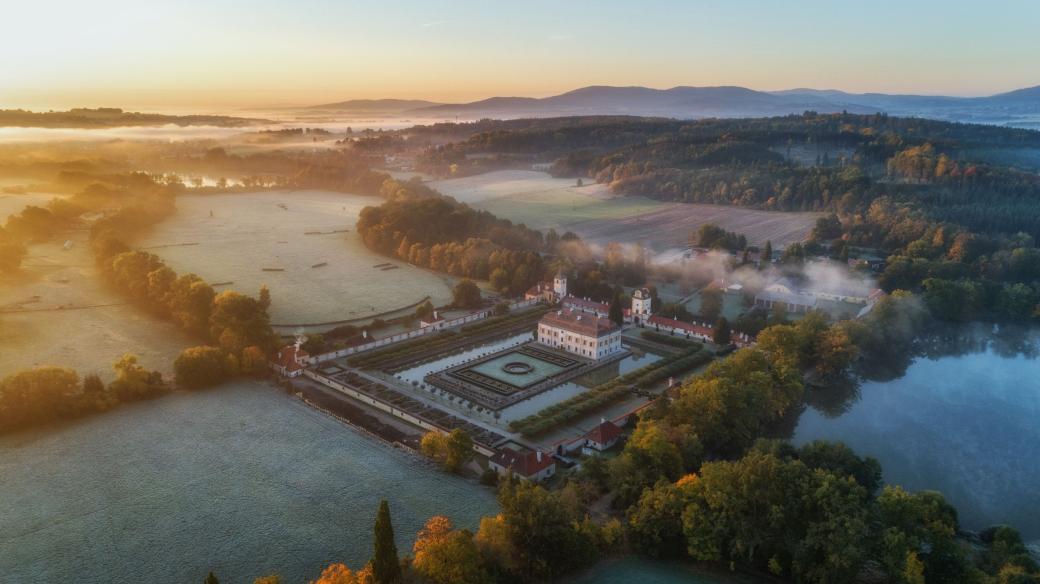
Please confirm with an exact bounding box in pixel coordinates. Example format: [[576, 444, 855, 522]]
[[309, 85, 1040, 128]]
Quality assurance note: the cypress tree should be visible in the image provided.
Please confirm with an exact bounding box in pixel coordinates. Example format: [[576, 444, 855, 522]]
[[204, 572, 219, 584], [713, 317, 731, 345], [608, 291, 624, 326], [760, 240, 773, 266], [372, 499, 400, 584]]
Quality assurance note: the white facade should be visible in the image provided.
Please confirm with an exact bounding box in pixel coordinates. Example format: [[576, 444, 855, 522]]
[[631, 288, 652, 321], [537, 315, 622, 360], [553, 272, 568, 298]]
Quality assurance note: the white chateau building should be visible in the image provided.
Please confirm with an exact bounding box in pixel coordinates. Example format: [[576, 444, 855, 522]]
[[537, 309, 622, 360], [631, 287, 653, 323]]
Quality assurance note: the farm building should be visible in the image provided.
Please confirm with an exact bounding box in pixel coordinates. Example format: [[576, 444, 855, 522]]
[[754, 289, 818, 313]]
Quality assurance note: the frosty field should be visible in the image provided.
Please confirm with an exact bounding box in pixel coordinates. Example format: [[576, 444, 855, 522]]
[[0, 234, 193, 380], [133, 190, 457, 330], [432, 170, 819, 251]]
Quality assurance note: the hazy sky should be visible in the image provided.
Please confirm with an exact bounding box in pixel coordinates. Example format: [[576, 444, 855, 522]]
[[3, 0, 1039, 110]]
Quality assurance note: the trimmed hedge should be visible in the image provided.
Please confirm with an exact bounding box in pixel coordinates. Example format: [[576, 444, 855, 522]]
[[348, 306, 549, 370], [508, 346, 713, 436]]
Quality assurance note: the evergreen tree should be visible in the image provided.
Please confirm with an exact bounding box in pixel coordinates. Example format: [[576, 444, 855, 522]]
[[204, 572, 219, 584], [760, 240, 773, 266], [608, 291, 624, 326], [372, 500, 401, 584], [713, 317, 731, 345]]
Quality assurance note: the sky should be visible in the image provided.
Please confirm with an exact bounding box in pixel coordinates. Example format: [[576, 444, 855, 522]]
[[3, 0, 1039, 110]]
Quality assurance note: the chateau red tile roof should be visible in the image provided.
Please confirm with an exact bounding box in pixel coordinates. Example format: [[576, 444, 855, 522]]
[[274, 345, 309, 372], [540, 309, 619, 338], [586, 420, 622, 445], [490, 449, 555, 477]]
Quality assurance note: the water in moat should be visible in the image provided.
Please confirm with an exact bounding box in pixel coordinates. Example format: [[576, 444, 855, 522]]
[[0, 381, 497, 584]]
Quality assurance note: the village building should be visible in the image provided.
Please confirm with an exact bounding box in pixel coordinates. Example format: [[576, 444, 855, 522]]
[[537, 309, 622, 360], [272, 344, 310, 377], [419, 311, 446, 329], [489, 449, 556, 481], [583, 419, 623, 453]]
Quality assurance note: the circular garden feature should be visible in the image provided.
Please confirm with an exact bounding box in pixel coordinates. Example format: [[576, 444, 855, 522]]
[[501, 361, 536, 375]]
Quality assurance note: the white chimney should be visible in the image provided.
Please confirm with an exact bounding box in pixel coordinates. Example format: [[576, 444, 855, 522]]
[[600, 417, 606, 424], [536, 451, 543, 462]]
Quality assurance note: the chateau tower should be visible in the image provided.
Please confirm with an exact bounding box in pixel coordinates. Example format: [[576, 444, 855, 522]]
[[553, 271, 568, 298], [631, 287, 652, 321]]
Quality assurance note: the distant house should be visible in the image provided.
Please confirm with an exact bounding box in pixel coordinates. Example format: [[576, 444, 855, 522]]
[[272, 344, 310, 378], [420, 311, 446, 329], [754, 289, 817, 314], [489, 449, 556, 481], [538, 309, 622, 360], [583, 419, 623, 453]]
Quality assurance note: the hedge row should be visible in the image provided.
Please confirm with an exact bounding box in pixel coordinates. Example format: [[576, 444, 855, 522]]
[[508, 346, 713, 436], [348, 306, 549, 370], [347, 331, 457, 369]]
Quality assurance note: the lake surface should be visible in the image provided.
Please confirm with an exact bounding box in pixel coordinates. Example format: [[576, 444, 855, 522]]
[[0, 381, 497, 584], [134, 191, 456, 330], [795, 329, 1040, 539]]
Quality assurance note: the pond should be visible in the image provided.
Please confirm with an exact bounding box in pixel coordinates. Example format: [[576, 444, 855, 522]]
[[0, 381, 497, 584], [133, 190, 457, 330], [794, 326, 1040, 540]]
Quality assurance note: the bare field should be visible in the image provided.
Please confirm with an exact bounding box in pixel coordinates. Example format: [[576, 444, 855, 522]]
[[0, 234, 194, 380], [434, 170, 819, 250], [569, 203, 821, 250]]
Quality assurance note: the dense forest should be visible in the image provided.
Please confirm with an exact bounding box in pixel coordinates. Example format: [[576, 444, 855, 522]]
[[0, 108, 266, 128], [407, 113, 1040, 322]]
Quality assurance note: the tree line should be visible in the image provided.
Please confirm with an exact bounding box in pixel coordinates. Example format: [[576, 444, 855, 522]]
[[357, 180, 548, 296]]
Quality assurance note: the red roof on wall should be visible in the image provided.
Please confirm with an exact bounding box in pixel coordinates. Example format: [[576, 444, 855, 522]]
[[647, 314, 712, 337]]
